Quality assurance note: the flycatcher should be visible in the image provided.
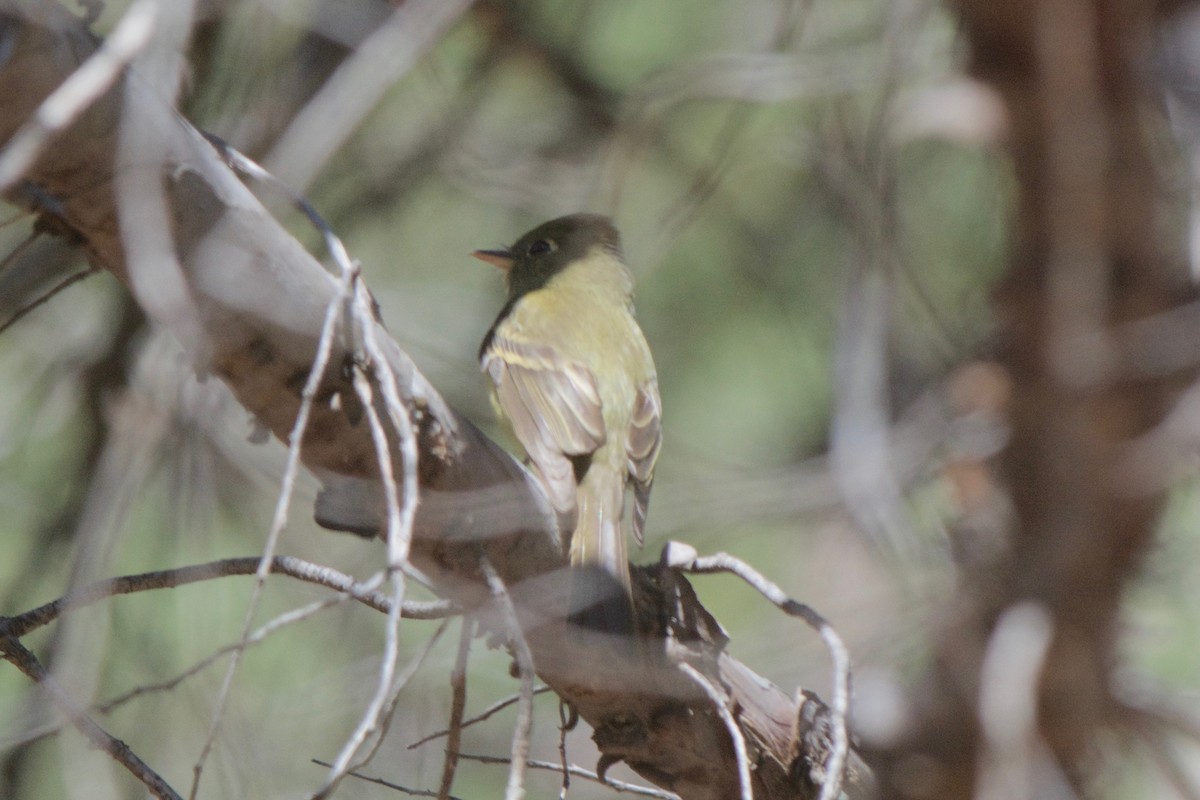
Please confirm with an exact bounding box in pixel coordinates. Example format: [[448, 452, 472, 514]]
[[476, 214, 662, 628]]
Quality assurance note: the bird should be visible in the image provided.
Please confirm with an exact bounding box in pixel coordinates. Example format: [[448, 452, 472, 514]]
[[475, 213, 662, 632]]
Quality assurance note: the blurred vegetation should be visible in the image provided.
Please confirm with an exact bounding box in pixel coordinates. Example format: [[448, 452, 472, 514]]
[[2, 0, 1195, 798]]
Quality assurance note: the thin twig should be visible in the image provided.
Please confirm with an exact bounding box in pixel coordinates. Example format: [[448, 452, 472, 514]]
[[0, 635, 182, 800], [455, 753, 680, 799], [1, 564, 455, 765], [347, 618, 452, 775], [105, 595, 356, 707], [677, 547, 851, 800], [347, 255, 425, 773], [314, 238, 422, 796], [0, 0, 158, 192], [557, 700, 571, 799], [0, 555, 456, 639], [481, 558, 536, 800], [204, 134, 425, 798], [654, 0, 821, 249], [3, 591, 363, 750], [311, 759, 465, 800], [407, 686, 554, 749], [312, 368, 410, 799], [0, 227, 40, 278], [0, 266, 98, 336], [191, 238, 356, 800], [438, 617, 473, 800], [681, 664, 752, 800]]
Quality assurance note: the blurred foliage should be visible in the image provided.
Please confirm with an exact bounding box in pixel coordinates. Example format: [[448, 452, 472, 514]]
[[4, 0, 1190, 798]]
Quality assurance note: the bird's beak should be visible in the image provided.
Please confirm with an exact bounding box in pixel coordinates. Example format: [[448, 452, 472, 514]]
[[472, 248, 514, 271]]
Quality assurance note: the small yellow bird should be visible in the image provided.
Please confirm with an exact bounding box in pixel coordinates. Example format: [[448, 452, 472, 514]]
[[476, 214, 662, 629]]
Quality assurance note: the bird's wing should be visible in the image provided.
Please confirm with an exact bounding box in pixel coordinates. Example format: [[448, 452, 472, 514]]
[[626, 379, 662, 546], [482, 330, 606, 514]]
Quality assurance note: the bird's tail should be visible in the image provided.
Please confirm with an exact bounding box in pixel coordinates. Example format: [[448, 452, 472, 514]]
[[568, 464, 633, 634]]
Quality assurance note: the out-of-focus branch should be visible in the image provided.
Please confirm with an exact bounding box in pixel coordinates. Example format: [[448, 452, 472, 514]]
[[873, 1, 1194, 797], [0, 4, 859, 798], [0, 635, 183, 800], [0, 286, 144, 798]]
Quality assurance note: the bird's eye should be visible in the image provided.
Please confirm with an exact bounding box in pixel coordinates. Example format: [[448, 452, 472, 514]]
[[528, 239, 554, 256]]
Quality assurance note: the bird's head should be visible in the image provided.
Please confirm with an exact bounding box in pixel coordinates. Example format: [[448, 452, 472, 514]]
[[474, 213, 624, 299]]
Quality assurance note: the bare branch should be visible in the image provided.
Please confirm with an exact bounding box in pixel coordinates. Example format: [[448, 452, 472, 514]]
[[312, 758, 464, 800], [0, 264, 97, 335], [0, 560, 457, 754], [190, 191, 355, 800], [0, 635, 182, 800], [0, 9, 864, 797], [0, 0, 156, 191], [482, 557, 537, 800], [407, 685, 554, 750], [99, 595, 354, 714], [455, 752, 680, 799], [556, 699, 571, 799], [681, 664, 752, 800], [347, 619, 453, 776], [312, 366, 413, 799], [668, 544, 851, 800], [438, 618, 474, 800], [0, 555, 456, 640], [0, 226, 39, 277]]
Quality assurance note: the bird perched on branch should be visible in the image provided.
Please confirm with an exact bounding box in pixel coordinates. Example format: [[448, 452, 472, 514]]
[[476, 214, 662, 632]]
